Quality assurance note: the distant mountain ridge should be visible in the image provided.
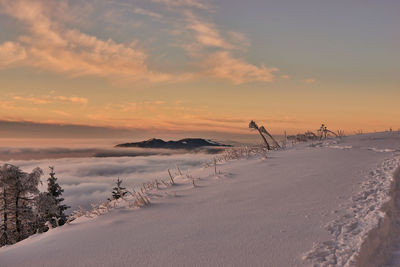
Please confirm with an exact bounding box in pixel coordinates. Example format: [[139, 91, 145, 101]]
[[115, 138, 231, 149]]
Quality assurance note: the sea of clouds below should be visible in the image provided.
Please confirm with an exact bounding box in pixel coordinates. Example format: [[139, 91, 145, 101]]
[[1, 150, 215, 212]]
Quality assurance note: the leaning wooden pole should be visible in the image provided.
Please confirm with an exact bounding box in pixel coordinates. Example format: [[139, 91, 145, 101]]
[[249, 120, 271, 150], [260, 126, 281, 149], [326, 129, 338, 137], [258, 128, 271, 150]]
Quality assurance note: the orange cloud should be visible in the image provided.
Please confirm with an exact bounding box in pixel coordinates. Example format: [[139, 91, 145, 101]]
[[53, 96, 88, 105], [52, 110, 72, 117], [186, 12, 232, 50], [303, 78, 316, 84], [0, 0, 283, 86], [177, 11, 278, 84], [0, 0, 171, 83], [0, 42, 26, 67], [204, 51, 278, 84], [13, 96, 52, 105], [0, 101, 18, 110], [12, 95, 88, 106]]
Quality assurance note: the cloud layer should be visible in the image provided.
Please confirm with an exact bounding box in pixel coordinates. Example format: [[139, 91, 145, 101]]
[[4, 152, 214, 211]]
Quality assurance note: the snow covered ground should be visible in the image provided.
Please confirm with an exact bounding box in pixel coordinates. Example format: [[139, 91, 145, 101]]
[[1, 132, 400, 266]]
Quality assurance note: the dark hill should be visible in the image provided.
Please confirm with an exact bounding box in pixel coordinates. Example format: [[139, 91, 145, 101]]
[[115, 138, 231, 149]]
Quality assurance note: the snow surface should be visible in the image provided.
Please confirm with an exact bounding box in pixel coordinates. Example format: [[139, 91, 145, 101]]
[[1, 132, 400, 267]]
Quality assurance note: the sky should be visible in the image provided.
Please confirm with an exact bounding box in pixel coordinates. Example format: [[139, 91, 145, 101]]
[[0, 0, 399, 140]]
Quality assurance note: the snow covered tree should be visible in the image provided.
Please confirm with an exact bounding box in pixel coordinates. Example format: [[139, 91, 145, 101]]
[[45, 167, 69, 226], [108, 178, 128, 201], [0, 164, 42, 246], [36, 192, 59, 232]]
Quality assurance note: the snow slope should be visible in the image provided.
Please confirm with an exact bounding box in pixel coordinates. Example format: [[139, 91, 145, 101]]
[[1, 132, 399, 267]]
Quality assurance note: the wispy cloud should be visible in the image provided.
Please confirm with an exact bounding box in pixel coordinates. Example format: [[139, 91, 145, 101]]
[[133, 8, 163, 19], [0, 0, 171, 83], [104, 100, 168, 114], [204, 51, 278, 84], [53, 96, 88, 105], [185, 12, 232, 50], [0, 101, 18, 110], [228, 31, 251, 51], [53, 110, 72, 117], [0, 0, 284, 85], [0, 41, 26, 67], [13, 95, 88, 106], [303, 78, 316, 84], [151, 0, 209, 10], [13, 96, 51, 105], [173, 10, 279, 84], [192, 116, 248, 124]]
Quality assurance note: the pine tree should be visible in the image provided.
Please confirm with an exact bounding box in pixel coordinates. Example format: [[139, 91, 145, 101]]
[[108, 178, 128, 201], [0, 164, 42, 246], [36, 192, 58, 232], [0, 164, 14, 246], [46, 166, 69, 227]]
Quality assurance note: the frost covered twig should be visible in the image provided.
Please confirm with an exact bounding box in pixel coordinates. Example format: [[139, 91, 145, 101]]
[[168, 169, 175, 185]]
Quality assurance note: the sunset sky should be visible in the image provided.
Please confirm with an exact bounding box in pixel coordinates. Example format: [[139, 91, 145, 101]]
[[0, 0, 399, 140]]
